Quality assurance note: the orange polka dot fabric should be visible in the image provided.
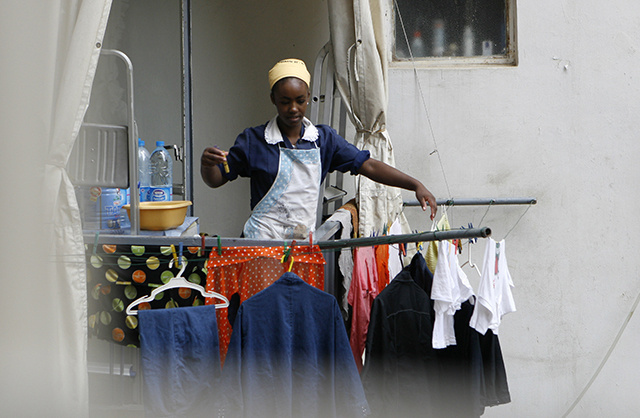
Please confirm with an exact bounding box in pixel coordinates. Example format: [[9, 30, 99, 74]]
[[205, 245, 325, 363]]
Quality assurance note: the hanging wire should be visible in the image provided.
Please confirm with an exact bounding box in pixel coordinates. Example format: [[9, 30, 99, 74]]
[[477, 200, 495, 226], [503, 201, 534, 239], [561, 288, 640, 417], [393, 0, 453, 201]]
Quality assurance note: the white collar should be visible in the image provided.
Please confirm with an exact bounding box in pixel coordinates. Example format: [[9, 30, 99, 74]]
[[264, 115, 319, 145]]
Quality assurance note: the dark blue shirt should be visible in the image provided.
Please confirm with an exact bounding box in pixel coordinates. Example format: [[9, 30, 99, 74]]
[[218, 272, 370, 417], [139, 304, 221, 416], [220, 120, 370, 209]]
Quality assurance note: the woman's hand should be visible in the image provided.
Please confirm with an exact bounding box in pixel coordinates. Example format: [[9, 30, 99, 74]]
[[358, 158, 437, 220], [200, 147, 229, 188], [201, 146, 228, 167], [415, 184, 437, 220]]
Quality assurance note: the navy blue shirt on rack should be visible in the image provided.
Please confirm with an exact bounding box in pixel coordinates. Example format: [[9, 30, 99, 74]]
[[217, 272, 370, 418]]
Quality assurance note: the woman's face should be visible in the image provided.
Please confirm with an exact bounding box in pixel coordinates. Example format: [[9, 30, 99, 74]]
[[271, 77, 310, 131]]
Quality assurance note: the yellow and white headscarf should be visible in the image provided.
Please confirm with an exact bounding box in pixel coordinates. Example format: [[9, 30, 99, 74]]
[[268, 58, 311, 90]]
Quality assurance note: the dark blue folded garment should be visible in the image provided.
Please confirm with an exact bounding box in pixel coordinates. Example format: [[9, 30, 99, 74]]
[[139, 304, 221, 417]]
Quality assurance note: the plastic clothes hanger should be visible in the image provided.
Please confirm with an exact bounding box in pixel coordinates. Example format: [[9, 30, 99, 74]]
[[460, 240, 481, 276], [126, 258, 229, 315]]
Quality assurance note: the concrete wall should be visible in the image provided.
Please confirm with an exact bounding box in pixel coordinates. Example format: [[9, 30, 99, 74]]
[[97, 0, 640, 416], [391, 1, 640, 416]]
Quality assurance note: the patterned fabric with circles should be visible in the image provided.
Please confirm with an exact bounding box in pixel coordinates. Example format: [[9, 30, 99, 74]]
[[86, 243, 209, 347]]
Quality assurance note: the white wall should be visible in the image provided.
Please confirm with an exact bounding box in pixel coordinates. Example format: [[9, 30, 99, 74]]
[[391, 1, 640, 416]]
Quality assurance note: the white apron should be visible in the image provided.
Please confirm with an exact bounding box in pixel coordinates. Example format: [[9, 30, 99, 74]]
[[243, 145, 321, 240]]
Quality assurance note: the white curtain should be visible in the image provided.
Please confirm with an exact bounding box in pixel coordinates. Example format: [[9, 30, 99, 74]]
[[327, 0, 411, 237], [0, 1, 111, 416]]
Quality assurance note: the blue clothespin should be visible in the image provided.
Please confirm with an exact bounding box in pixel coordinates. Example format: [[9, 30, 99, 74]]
[[92, 232, 100, 256], [462, 222, 477, 244]]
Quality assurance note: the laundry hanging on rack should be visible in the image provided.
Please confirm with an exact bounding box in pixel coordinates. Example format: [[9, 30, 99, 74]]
[[387, 218, 405, 279], [361, 251, 511, 418], [470, 238, 517, 335], [126, 257, 229, 315], [426, 211, 451, 273], [374, 242, 390, 291], [348, 246, 379, 372], [85, 242, 209, 347], [431, 239, 475, 349], [138, 304, 221, 417], [205, 245, 325, 363], [361, 253, 439, 417], [217, 272, 370, 418], [324, 203, 356, 319]]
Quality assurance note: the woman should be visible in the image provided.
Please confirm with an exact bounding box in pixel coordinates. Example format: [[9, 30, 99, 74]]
[[201, 58, 437, 240]]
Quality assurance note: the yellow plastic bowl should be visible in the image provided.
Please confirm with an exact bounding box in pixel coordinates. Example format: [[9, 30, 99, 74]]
[[123, 200, 192, 231]]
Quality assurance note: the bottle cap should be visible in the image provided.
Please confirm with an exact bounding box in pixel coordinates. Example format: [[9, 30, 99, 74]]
[[138, 138, 145, 147], [156, 141, 164, 147]]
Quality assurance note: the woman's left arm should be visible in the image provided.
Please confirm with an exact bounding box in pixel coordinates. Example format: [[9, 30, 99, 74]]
[[357, 158, 437, 220]]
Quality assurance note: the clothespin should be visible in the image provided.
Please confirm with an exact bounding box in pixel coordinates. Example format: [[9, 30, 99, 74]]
[[281, 240, 296, 265], [280, 240, 296, 272], [468, 222, 477, 244], [92, 232, 100, 256], [452, 239, 462, 254], [308, 231, 313, 249], [170, 244, 179, 267], [414, 230, 424, 252], [462, 222, 478, 244], [288, 241, 296, 271], [278, 254, 295, 271], [216, 235, 222, 256], [199, 233, 207, 257], [178, 242, 183, 267], [399, 242, 407, 257], [215, 145, 230, 174]]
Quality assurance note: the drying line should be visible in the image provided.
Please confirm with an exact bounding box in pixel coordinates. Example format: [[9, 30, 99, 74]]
[[561, 288, 640, 417], [393, 0, 452, 200]]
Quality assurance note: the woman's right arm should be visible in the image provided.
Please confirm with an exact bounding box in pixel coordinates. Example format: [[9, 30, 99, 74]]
[[200, 147, 229, 188]]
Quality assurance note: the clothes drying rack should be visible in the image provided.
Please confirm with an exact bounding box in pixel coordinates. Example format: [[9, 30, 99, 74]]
[[88, 192, 538, 251]]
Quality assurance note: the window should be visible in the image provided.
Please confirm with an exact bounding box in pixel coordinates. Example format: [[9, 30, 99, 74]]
[[393, 0, 517, 66]]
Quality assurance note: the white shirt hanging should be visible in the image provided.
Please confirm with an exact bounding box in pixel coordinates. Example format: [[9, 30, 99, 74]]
[[469, 238, 516, 335], [431, 240, 475, 349]]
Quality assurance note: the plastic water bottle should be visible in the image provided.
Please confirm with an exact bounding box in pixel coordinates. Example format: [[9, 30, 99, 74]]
[[432, 19, 445, 57], [410, 30, 426, 57], [149, 141, 173, 201], [463, 25, 475, 57], [138, 138, 151, 201], [100, 187, 128, 232]]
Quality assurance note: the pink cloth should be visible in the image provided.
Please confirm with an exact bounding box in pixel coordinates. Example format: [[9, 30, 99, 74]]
[[347, 246, 379, 372]]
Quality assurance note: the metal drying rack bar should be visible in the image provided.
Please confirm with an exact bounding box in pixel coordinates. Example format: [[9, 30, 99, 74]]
[[403, 197, 538, 207]]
